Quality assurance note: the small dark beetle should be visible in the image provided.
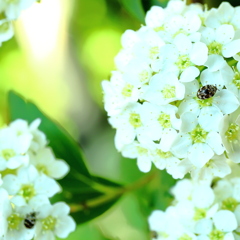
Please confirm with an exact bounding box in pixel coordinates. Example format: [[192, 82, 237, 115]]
[[24, 212, 37, 229], [197, 85, 217, 100]]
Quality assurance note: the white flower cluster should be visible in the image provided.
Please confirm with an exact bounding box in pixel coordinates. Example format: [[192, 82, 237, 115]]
[[102, 0, 240, 182], [148, 165, 240, 240], [0, 119, 75, 240], [0, 0, 38, 46]]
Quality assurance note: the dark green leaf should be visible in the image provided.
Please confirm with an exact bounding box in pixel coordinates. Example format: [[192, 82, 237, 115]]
[[120, 0, 146, 23], [92, 176, 122, 188], [150, 0, 168, 7]]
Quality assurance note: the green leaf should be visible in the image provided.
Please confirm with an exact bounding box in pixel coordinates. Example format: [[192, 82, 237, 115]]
[[8, 91, 123, 224], [8, 91, 91, 179], [120, 0, 146, 23], [71, 199, 119, 224], [150, 0, 168, 7], [133, 169, 176, 218]]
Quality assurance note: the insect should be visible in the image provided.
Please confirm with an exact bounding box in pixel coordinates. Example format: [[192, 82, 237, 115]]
[[24, 212, 37, 229], [197, 84, 217, 100]]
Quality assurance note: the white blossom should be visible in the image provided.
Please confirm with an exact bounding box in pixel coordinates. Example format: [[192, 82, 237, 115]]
[[219, 108, 240, 163], [149, 174, 240, 240], [0, 20, 14, 46], [2, 165, 61, 206], [4, 0, 36, 20], [171, 112, 225, 168], [0, 127, 30, 171], [29, 148, 69, 179], [34, 202, 76, 240]]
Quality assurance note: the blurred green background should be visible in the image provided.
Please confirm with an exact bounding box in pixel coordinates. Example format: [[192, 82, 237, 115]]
[[0, 0, 239, 239]]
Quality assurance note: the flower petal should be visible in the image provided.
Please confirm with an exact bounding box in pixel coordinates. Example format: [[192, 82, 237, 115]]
[[199, 106, 223, 132], [213, 90, 239, 114], [188, 143, 214, 168]]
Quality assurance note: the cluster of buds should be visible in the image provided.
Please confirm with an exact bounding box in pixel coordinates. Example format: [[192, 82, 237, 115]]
[[102, 0, 240, 183], [0, 119, 75, 240], [0, 0, 38, 46]]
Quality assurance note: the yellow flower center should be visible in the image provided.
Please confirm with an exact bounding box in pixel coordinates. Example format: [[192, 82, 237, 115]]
[[208, 42, 222, 55], [158, 113, 171, 128], [1, 149, 16, 160], [122, 84, 134, 97], [41, 216, 57, 231], [190, 125, 208, 143], [209, 229, 224, 240], [129, 113, 142, 128], [19, 184, 36, 201], [7, 213, 22, 230], [225, 123, 240, 143], [162, 85, 176, 99], [221, 197, 238, 211]]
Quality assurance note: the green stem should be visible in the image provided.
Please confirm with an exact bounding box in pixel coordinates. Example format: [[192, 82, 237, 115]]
[[71, 169, 117, 194], [70, 171, 157, 212]]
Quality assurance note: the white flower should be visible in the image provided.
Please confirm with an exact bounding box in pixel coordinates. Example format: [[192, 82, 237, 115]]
[[143, 72, 185, 105], [148, 208, 184, 239], [120, 29, 140, 49], [0, 20, 14, 46], [122, 141, 154, 172], [102, 71, 140, 116], [132, 27, 165, 63], [114, 48, 133, 72], [194, 218, 213, 237], [1, 193, 35, 240], [219, 107, 240, 163], [213, 210, 237, 232], [164, 13, 202, 41], [179, 80, 239, 132], [224, 61, 240, 101], [205, 2, 240, 30], [177, 154, 231, 183], [165, 0, 187, 15], [28, 119, 48, 152], [0, 127, 30, 171], [201, 24, 240, 58], [140, 102, 180, 144], [122, 58, 152, 87], [170, 179, 194, 202], [9, 119, 47, 153], [171, 112, 225, 168], [29, 148, 69, 179], [214, 179, 233, 202], [201, 54, 234, 89], [110, 102, 157, 150], [145, 6, 166, 29], [156, 34, 208, 82], [4, 0, 36, 20], [2, 165, 61, 206], [34, 202, 76, 240], [151, 145, 181, 178]]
